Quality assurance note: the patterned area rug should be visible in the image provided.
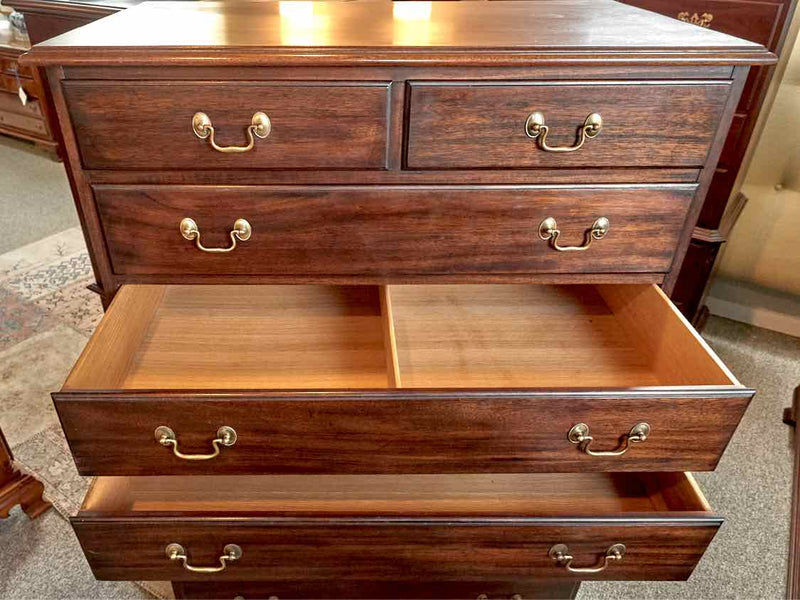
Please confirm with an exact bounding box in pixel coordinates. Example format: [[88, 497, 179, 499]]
[[0, 228, 172, 600]]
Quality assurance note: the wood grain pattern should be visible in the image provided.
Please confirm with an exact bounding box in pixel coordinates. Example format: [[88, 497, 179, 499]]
[[597, 284, 739, 385], [63, 285, 389, 391], [93, 185, 696, 278], [71, 472, 719, 582], [72, 518, 719, 582], [407, 81, 731, 169], [388, 284, 735, 388], [62, 81, 390, 170], [83, 167, 703, 186], [21, 0, 773, 67], [63, 285, 164, 390], [79, 472, 708, 514], [54, 390, 750, 475]]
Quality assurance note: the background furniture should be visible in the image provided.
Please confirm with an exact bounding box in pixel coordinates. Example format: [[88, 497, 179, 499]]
[[2, 0, 136, 154], [0, 425, 51, 519], [0, 16, 56, 152], [622, 0, 798, 325]]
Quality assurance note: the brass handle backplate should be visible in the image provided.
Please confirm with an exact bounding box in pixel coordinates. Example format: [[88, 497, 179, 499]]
[[525, 112, 602, 152], [155, 425, 237, 461], [549, 543, 625, 574], [180, 217, 252, 253], [568, 422, 650, 457], [192, 111, 271, 153], [166, 543, 242, 573], [538, 216, 609, 252]]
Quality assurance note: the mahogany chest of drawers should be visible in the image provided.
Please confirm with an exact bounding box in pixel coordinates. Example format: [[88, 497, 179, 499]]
[[23, 1, 773, 598]]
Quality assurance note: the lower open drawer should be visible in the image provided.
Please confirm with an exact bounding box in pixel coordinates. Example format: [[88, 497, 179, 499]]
[[72, 471, 719, 583], [54, 283, 752, 475]]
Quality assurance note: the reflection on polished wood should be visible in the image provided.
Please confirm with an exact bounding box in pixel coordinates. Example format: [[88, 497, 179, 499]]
[[24, 0, 772, 66]]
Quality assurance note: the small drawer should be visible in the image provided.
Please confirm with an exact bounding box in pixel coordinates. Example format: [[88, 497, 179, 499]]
[[54, 283, 751, 475], [406, 81, 731, 169], [94, 184, 697, 277], [62, 81, 391, 170], [72, 471, 719, 582]]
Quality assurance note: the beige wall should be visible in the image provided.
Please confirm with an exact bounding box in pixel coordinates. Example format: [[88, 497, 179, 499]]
[[715, 30, 800, 297]]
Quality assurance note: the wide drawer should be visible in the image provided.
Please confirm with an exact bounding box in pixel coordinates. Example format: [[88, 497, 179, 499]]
[[72, 472, 720, 582], [406, 81, 731, 169], [62, 81, 391, 170], [54, 283, 751, 475], [94, 184, 697, 277]]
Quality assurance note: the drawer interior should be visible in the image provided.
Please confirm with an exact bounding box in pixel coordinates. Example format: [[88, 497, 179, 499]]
[[79, 472, 711, 517], [62, 283, 739, 391]]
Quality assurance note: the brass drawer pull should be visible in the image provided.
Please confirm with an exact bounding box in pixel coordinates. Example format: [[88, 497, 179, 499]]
[[155, 425, 237, 461], [549, 543, 625, 574], [166, 543, 242, 573], [180, 217, 252, 253], [568, 422, 649, 457], [538, 216, 609, 252], [192, 111, 271, 153], [525, 112, 602, 152]]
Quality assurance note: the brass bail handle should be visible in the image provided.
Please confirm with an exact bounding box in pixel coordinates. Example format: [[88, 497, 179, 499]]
[[192, 111, 271, 153], [166, 543, 242, 574], [549, 543, 626, 574], [538, 216, 609, 252], [180, 217, 252, 253], [155, 425, 237, 461], [568, 422, 650, 457], [525, 112, 602, 153]]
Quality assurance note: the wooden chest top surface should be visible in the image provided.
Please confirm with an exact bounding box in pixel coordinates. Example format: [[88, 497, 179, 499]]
[[23, 0, 773, 66]]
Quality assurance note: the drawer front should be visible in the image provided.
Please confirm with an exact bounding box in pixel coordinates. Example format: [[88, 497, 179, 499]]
[[406, 82, 731, 169], [54, 392, 749, 475], [62, 81, 391, 170], [173, 579, 577, 599], [0, 105, 47, 137], [72, 519, 719, 582], [95, 185, 696, 277]]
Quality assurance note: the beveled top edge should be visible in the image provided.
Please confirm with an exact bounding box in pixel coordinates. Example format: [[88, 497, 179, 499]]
[[22, 0, 775, 68]]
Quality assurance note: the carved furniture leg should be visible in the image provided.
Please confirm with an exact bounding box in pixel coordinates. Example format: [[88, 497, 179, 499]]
[[0, 426, 52, 519]]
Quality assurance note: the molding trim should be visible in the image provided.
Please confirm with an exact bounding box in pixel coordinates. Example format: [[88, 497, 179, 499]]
[[707, 277, 800, 337]]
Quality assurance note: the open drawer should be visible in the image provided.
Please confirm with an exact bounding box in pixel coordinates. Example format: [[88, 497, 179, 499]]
[[54, 284, 752, 475], [72, 471, 720, 582]]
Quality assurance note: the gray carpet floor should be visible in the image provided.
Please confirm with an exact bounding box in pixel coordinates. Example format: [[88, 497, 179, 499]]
[[0, 136, 76, 254], [0, 507, 151, 600], [580, 317, 800, 599]]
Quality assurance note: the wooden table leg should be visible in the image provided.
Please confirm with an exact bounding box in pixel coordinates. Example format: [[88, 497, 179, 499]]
[[0, 426, 51, 519], [785, 385, 800, 599]]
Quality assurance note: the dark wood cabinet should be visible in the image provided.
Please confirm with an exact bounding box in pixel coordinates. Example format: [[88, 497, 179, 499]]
[[23, 1, 771, 597]]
